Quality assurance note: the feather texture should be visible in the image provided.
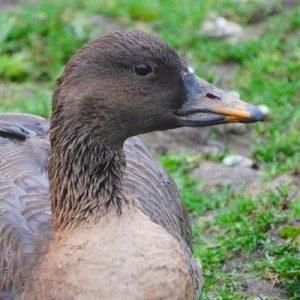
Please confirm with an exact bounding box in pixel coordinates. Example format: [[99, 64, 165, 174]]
[[0, 113, 201, 298]]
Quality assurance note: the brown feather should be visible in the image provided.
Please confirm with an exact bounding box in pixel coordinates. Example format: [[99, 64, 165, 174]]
[[0, 114, 201, 299], [0, 30, 202, 299]]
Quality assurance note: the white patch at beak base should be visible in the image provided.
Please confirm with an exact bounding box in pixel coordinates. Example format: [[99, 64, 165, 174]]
[[188, 66, 194, 74]]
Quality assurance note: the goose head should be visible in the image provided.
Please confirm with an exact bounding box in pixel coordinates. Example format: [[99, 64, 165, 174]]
[[52, 30, 263, 146], [49, 30, 264, 229]]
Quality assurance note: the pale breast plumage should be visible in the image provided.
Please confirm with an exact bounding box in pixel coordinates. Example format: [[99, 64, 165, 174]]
[[0, 113, 200, 298]]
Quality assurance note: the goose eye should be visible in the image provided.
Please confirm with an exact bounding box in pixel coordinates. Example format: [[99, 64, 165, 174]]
[[134, 63, 152, 76]]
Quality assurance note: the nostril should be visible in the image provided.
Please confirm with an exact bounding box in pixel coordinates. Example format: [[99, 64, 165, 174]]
[[206, 93, 221, 100]]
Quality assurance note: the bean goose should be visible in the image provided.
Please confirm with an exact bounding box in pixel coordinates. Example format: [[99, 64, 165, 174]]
[[0, 30, 263, 299]]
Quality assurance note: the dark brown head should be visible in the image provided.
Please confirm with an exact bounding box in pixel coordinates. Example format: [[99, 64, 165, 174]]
[[52, 30, 263, 146], [49, 30, 264, 229]]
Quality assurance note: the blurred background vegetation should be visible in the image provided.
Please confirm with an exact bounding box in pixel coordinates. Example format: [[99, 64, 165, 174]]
[[0, 0, 299, 299]]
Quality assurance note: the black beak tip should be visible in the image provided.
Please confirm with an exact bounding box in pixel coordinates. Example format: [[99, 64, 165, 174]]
[[248, 105, 265, 122]]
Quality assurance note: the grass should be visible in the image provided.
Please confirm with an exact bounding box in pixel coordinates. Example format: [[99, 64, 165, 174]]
[[0, 0, 299, 299], [162, 154, 300, 299]]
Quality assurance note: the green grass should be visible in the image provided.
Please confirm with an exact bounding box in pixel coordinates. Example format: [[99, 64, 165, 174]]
[[162, 154, 300, 299], [0, 0, 299, 298]]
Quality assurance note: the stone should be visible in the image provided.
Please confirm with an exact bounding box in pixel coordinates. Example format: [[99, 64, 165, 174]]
[[257, 104, 270, 116], [201, 13, 244, 41], [222, 154, 254, 167], [191, 161, 262, 193]]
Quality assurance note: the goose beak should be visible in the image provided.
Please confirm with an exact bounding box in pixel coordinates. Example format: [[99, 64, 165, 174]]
[[176, 73, 264, 127]]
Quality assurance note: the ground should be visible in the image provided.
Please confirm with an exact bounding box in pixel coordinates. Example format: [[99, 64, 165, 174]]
[[0, 0, 299, 299]]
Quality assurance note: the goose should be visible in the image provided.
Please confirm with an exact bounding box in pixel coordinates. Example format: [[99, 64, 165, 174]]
[[0, 30, 263, 299]]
